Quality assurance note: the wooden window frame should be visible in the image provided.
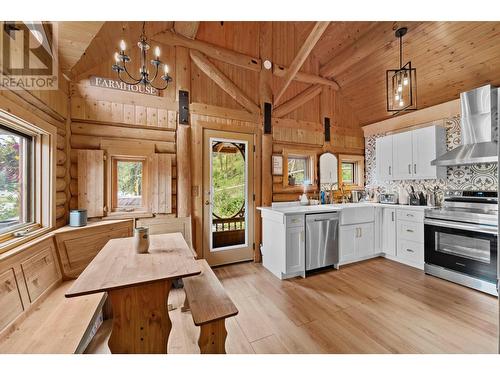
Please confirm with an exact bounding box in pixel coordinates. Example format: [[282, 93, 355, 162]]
[[107, 155, 150, 217], [0, 109, 56, 254], [282, 148, 317, 190], [338, 154, 365, 190]]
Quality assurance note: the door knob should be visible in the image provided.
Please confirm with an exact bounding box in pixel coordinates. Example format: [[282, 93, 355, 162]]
[[205, 200, 210, 205]]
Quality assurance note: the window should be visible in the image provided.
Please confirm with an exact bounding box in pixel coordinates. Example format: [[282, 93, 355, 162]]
[[288, 156, 310, 185], [0, 109, 56, 251], [0, 126, 33, 235], [339, 154, 365, 188], [282, 149, 317, 188], [341, 162, 356, 185], [112, 158, 146, 212]]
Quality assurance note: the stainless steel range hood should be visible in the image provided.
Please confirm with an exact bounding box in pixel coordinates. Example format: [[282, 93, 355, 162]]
[[431, 85, 498, 166]]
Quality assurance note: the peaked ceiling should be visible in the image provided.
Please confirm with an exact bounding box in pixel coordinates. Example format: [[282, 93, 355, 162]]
[[57, 21, 500, 126]]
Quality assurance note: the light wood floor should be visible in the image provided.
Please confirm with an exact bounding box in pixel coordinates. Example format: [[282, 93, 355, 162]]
[[91, 258, 499, 354]]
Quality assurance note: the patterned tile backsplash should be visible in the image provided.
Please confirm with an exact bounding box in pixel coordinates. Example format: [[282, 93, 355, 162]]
[[365, 115, 498, 196]]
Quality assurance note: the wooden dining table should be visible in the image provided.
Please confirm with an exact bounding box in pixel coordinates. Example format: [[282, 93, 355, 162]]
[[65, 233, 201, 354]]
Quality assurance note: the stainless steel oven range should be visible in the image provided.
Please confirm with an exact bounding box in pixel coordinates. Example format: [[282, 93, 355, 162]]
[[424, 190, 498, 296]]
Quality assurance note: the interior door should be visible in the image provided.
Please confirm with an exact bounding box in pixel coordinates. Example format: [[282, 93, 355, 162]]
[[202, 129, 255, 266], [392, 131, 413, 179]]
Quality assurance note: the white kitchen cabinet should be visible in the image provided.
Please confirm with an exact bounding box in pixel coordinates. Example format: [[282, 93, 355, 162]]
[[356, 223, 375, 258], [376, 135, 393, 181], [382, 208, 396, 256], [339, 225, 357, 262], [395, 208, 425, 269], [285, 226, 305, 275], [392, 131, 413, 179], [339, 222, 375, 263], [377, 124, 446, 181], [411, 125, 446, 180]]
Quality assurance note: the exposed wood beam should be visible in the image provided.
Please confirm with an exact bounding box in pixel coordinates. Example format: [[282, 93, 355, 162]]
[[273, 64, 340, 90], [273, 21, 330, 106], [319, 22, 423, 79], [154, 30, 261, 72], [190, 50, 260, 114], [173, 22, 200, 39], [273, 84, 322, 118]]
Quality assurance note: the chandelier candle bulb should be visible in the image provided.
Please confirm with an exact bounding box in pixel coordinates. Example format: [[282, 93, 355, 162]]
[[154, 46, 160, 58], [164, 64, 169, 74], [119, 39, 126, 52]]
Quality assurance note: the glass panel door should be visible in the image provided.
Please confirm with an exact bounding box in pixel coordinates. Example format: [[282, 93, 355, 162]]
[[210, 139, 248, 251], [202, 129, 254, 266]]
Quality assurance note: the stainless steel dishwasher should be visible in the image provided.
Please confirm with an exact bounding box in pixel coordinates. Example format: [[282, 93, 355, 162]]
[[305, 212, 339, 271]]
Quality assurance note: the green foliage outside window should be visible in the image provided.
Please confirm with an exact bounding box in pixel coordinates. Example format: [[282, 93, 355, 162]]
[[212, 143, 245, 219], [0, 134, 21, 223]]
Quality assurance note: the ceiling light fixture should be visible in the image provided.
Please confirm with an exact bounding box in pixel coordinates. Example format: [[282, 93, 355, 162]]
[[112, 21, 172, 91], [386, 27, 417, 113]]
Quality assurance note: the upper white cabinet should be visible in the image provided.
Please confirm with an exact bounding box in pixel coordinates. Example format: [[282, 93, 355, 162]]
[[393, 131, 414, 179], [375, 135, 393, 181], [376, 124, 446, 181], [412, 126, 447, 179]]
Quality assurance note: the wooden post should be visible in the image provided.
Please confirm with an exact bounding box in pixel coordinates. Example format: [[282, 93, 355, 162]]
[[176, 46, 192, 219], [258, 22, 273, 263]]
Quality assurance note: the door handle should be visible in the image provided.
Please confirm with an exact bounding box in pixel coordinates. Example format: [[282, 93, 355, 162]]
[[205, 200, 211, 206], [391, 211, 394, 221], [355, 228, 359, 238], [408, 164, 411, 174], [414, 164, 417, 174], [406, 229, 414, 233], [359, 227, 362, 237], [406, 248, 415, 253], [388, 166, 391, 175]]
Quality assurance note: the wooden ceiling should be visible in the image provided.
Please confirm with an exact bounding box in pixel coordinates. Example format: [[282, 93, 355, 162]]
[[310, 21, 500, 125], [56, 21, 500, 126]]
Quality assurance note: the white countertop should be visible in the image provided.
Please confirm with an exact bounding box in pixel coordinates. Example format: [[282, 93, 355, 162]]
[[257, 202, 434, 215]]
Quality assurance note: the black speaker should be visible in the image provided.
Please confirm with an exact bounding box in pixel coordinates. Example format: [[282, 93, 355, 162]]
[[264, 102, 272, 134], [324, 117, 331, 142], [179, 90, 189, 125]]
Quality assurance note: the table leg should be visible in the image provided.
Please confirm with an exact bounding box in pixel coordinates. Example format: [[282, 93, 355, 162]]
[[107, 280, 172, 354]]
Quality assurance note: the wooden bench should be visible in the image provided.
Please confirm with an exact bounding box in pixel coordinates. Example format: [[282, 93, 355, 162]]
[[0, 280, 105, 353], [0, 220, 133, 353], [182, 259, 238, 354]]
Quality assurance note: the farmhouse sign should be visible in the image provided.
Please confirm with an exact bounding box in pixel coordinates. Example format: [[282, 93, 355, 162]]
[[89, 76, 159, 96]]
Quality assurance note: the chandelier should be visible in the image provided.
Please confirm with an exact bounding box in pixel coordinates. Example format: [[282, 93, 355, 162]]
[[112, 22, 172, 91], [386, 27, 417, 113]]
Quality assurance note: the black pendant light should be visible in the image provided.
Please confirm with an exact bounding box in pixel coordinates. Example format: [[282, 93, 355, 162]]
[[112, 21, 173, 91], [386, 27, 417, 113]]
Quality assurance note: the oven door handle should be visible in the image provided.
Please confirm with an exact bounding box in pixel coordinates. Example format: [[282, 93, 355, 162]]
[[424, 218, 498, 235]]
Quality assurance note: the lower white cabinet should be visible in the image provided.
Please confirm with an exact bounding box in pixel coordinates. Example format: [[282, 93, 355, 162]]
[[285, 226, 305, 275], [395, 208, 425, 269], [339, 222, 375, 263], [382, 208, 397, 256]]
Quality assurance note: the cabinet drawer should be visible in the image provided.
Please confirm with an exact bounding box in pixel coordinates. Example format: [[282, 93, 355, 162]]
[[397, 220, 424, 243], [397, 209, 424, 223], [21, 246, 60, 303], [397, 239, 424, 264], [286, 215, 305, 228], [0, 268, 24, 332]]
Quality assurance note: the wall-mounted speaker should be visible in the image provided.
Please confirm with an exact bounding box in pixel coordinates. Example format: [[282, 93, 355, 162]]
[[179, 90, 189, 125], [324, 117, 331, 142], [264, 102, 272, 134]]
